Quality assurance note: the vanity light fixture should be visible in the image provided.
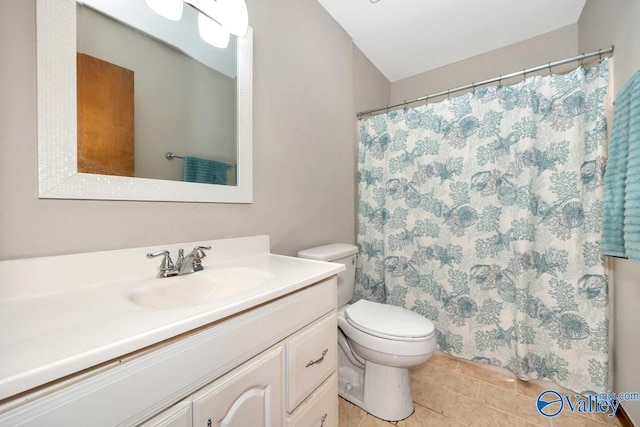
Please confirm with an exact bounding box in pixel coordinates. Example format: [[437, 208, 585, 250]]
[[197, 12, 230, 48], [145, 0, 248, 48]]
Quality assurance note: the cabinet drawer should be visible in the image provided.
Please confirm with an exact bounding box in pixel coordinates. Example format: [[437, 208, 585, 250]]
[[139, 401, 191, 427], [286, 313, 337, 412], [286, 374, 338, 427]]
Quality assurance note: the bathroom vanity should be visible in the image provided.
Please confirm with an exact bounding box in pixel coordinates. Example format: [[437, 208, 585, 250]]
[[0, 236, 342, 426]]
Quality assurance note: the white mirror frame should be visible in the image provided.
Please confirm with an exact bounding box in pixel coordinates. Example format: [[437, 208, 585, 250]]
[[36, 0, 253, 203]]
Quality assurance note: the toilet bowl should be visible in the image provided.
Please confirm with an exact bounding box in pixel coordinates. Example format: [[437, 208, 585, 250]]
[[298, 244, 436, 422]]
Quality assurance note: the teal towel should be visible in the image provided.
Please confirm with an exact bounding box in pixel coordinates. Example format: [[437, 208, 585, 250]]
[[602, 69, 640, 261], [183, 156, 228, 185]]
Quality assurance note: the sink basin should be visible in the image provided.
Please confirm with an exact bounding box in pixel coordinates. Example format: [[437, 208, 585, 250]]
[[129, 267, 274, 309]]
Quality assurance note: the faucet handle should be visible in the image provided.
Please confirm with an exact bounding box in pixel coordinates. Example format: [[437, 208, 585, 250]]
[[193, 245, 211, 259], [147, 250, 179, 278], [191, 245, 211, 272]]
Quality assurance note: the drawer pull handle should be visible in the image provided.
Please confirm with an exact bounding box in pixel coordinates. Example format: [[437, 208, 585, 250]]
[[320, 413, 327, 426], [306, 349, 328, 367]]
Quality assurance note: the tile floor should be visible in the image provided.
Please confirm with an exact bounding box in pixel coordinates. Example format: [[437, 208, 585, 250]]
[[338, 351, 623, 427]]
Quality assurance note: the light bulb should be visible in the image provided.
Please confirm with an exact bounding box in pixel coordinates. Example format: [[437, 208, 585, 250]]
[[145, 0, 184, 21], [216, 0, 248, 37], [198, 13, 230, 48]]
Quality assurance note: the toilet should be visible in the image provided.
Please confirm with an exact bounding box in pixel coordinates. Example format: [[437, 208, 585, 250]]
[[298, 243, 436, 421]]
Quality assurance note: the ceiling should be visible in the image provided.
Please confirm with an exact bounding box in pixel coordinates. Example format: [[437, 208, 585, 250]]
[[316, 0, 586, 82]]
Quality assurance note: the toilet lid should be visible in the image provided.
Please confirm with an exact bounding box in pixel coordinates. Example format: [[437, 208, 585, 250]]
[[345, 300, 435, 340]]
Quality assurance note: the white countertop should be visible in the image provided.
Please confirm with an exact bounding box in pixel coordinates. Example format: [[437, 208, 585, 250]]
[[0, 236, 343, 401]]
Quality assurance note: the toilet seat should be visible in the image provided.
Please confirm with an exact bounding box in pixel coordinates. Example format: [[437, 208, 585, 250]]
[[345, 300, 435, 342]]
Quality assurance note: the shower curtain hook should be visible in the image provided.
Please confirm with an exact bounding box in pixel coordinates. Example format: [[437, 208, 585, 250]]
[[598, 48, 603, 60], [472, 82, 475, 94], [498, 75, 502, 87], [580, 53, 585, 67], [403, 100, 408, 111], [447, 89, 451, 99], [523, 69, 527, 81], [548, 62, 552, 75]]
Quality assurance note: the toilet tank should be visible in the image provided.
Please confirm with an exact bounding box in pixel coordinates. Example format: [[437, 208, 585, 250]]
[[297, 243, 358, 307]]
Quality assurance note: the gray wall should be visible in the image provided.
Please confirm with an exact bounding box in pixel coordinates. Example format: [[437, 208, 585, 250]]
[[391, 24, 579, 105], [0, 0, 361, 259], [353, 46, 390, 115], [579, 0, 640, 423]]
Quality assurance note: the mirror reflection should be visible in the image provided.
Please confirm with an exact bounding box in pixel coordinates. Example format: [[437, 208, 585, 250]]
[[76, 0, 238, 186]]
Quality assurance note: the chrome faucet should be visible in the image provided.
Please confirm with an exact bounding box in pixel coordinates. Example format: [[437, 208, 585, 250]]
[[147, 246, 211, 278], [176, 246, 211, 274]]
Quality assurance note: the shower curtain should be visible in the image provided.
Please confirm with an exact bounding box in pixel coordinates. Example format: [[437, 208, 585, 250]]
[[355, 60, 610, 393]]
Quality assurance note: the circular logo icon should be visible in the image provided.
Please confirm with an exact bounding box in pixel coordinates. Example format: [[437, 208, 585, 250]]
[[537, 390, 564, 417]]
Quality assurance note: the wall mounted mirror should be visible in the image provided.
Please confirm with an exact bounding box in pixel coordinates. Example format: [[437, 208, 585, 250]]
[[36, 0, 253, 203]]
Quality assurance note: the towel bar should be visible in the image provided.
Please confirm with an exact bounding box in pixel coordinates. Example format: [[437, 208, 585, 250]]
[[166, 152, 234, 170]]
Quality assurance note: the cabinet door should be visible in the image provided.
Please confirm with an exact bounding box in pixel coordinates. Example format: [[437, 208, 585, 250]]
[[191, 347, 283, 427]]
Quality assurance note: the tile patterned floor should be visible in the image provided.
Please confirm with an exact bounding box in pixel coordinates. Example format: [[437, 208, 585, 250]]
[[339, 351, 623, 427]]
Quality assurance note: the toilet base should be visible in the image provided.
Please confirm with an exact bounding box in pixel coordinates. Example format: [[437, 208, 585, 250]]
[[337, 335, 366, 408], [337, 343, 415, 422], [337, 330, 419, 422], [338, 365, 365, 407], [362, 360, 414, 421]]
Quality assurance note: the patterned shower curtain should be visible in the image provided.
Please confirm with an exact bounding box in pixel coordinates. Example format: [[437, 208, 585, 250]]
[[355, 60, 610, 394]]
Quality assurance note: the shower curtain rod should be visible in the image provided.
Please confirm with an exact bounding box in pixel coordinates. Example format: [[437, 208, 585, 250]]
[[356, 45, 614, 119]]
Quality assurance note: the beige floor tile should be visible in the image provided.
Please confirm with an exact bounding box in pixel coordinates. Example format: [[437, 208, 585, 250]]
[[397, 403, 465, 427], [440, 389, 522, 427], [456, 360, 517, 392], [550, 410, 611, 427], [476, 381, 551, 426], [517, 419, 548, 427], [516, 379, 575, 400], [409, 358, 432, 384], [428, 351, 460, 371], [411, 361, 480, 400], [339, 397, 367, 427], [356, 413, 396, 427], [590, 410, 623, 426], [411, 377, 449, 414], [408, 365, 424, 385]]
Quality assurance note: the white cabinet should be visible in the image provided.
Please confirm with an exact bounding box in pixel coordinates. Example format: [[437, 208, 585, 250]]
[[0, 277, 337, 427], [191, 348, 283, 427]]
